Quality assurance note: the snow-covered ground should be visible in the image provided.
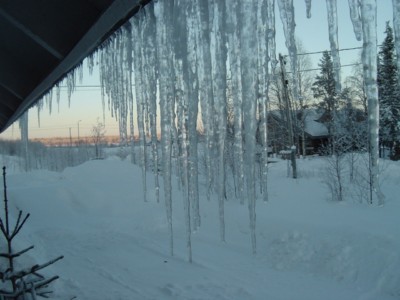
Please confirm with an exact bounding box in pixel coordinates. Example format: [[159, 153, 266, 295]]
[[1, 155, 400, 300]]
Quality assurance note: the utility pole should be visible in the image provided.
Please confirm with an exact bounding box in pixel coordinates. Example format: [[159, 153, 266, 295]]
[[279, 53, 297, 179], [69, 127, 72, 147], [77, 120, 82, 145]]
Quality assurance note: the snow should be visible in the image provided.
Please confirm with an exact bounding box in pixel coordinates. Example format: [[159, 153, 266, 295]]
[[3, 1, 399, 299], [304, 110, 330, 137], [2, 155, 400, 299]]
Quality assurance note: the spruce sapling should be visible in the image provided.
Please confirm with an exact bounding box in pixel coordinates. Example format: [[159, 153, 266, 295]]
[[0, 166, 63, 299]]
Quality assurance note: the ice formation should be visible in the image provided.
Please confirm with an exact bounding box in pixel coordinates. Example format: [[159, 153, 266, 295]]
[[28, 0, 389, 258], [348, 0, 363, 41], [277, 0, 299, 107], [305, 0, 312, 18], [326, 0, 341, 92], [392, 0, 400, 85], [240, 0, 258, 254], [359, 0, 385, 205]]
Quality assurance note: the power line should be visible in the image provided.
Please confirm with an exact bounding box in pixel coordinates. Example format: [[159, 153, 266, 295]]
[[296, 44, 383, 57], [296, 46, 363, 56], [286, 63, 361, 74], [52, 45, 369, 90]]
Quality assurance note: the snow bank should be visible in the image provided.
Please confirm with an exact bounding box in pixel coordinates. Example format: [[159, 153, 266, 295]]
[[2, 156, 399, 299]]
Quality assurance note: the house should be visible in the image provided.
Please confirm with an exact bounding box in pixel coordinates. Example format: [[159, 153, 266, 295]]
[[301, 110, 330, 154], [267, 109, 329, 155]]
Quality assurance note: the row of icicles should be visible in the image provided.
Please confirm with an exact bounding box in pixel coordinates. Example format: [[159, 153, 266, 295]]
[[24, 0, 393, 261]]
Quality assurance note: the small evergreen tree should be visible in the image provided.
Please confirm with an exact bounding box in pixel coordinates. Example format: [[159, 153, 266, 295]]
[[312, 51, 338, 153], [378, 22, 400, 160], [0, 167, 63, 299]]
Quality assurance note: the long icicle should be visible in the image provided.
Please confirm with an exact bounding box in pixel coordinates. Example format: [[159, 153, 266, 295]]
[[173, 0, 193, 262], [226, 0, 245, 204], [305, 0, 312, 18], [277, 0, 297, 178], [257, 0, 270, 202], [268, 0, 278, 74], [348, 0, 363, 41], [132, 16, 148, 203], [277, 0, 299, 104], [240, 0, 258, 254], [210, 0, 227, 243], [360, 0, 385, 205], [186, 0, 201, 231], [326, 0, 341, 93], [176, 56, 192, 263], [143, 5, 160, 203], [155, 0, 174, 256], [392, 0, 400, 86], [198, 0, 215, 201]]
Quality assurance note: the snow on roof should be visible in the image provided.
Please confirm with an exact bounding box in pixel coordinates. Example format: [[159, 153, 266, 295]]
[[269, 109, 329, 138], [303, 110, 329, 138]]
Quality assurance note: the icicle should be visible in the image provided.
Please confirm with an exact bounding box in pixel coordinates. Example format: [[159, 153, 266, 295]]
[[76, 63, 84, 84], [99, 49, 108, 123], [155, 0, 174, 257], [359, 0, 385, 205], [45, 89, 53, 115], [210, 0, 227, 243], [348, 0, 363, 41], [186, 0, 201, 230], [129, 78, 135, 164], [277, 0, 299, 107], [19, 111, 29, 171], [175, 56, 192, 263], [98, 29, 130, 145], [305, 0, 312, 18], [66, 70, 76, 106], [132, 17, 147, 203], [326, 0, 341, 92], [257, 0, 270, 202], [392, 0, 400, 86], [124, 21, 136, 164], [268, 0, 278, 73], [173, 0, 196, 260], [140, 11, 151, 149], [36, 99, 43, 128], [87, 52, 96, 75], [119, 31, 129, 145], [226, 0, 245, 203], [142, 5, 160, 203], [197, 0, 215, 201], [56, 83, 61, 113], [277, 0, 298, 178], [240, 0, 258, 254]]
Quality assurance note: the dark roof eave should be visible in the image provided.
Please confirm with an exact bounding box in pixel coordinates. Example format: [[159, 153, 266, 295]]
[[2, 0, 153, 132]]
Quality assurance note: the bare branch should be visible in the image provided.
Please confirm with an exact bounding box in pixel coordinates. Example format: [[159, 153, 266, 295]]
[[0, 218, 8, 237], [0, 245, 34, 259], [10, 213, 30, 240], [5, 256, 64, 281], [34, 275, 59, 290]]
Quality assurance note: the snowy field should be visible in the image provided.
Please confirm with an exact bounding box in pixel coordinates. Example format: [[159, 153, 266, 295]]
[[1, 154, 400, 300]]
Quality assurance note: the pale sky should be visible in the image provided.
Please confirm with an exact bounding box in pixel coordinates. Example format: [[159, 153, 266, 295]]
[[0, 0, 394, 140]]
